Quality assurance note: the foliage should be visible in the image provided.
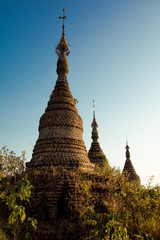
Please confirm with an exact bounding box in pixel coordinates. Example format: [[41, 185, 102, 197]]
[[92, 154, 107, 159], [56, 165, 160, 240], [0, 147, 37, 240], [73, 98, 78, 105], [1, 147, 160, 240], [0, 146, 25, 178]]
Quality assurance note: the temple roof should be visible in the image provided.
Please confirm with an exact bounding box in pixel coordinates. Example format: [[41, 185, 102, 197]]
[[122, 142, 140, 184]]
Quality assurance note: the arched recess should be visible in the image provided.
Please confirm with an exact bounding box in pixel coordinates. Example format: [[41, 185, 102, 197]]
[[57, 183, 71, 219]]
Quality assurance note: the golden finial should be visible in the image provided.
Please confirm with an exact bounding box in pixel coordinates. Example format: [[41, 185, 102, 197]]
[[56, 8, 70, 56]]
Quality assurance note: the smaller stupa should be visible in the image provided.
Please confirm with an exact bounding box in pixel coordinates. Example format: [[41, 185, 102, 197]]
[[122, 141, 140, 184], [88, 101, 107, 168]]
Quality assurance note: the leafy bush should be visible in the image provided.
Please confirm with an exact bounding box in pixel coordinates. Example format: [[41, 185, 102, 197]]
[[61, 166, 160, 240], [0, 147, 37, 240]]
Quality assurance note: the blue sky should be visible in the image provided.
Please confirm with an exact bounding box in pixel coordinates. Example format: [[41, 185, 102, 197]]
[[1, 0, 160, 186]]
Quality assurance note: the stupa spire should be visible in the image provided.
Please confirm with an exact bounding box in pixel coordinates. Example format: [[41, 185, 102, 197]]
[[125, 141, 130, 159], [56, 8, 70, 56], [88, 101, 107, 168], [122, 141, 140, 184], [91, 100, 98, 141]]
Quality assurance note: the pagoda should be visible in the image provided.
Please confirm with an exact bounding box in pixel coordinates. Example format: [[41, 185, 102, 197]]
[[26, 9, 94, 172], [25, 10, 94, 237], [88, 101, 107, 168], [122, 142, 140, 184]]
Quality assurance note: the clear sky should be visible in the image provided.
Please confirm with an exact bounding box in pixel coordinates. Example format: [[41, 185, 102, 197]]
[[1, 0, 160, 186]]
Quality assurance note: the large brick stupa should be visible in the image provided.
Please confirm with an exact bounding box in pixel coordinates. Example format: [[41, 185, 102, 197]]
[[26, 10, 94, 173]]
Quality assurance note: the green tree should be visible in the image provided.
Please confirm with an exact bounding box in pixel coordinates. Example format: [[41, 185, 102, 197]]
[[0, 147, 37, 240], [0, 146, 25, 178]]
